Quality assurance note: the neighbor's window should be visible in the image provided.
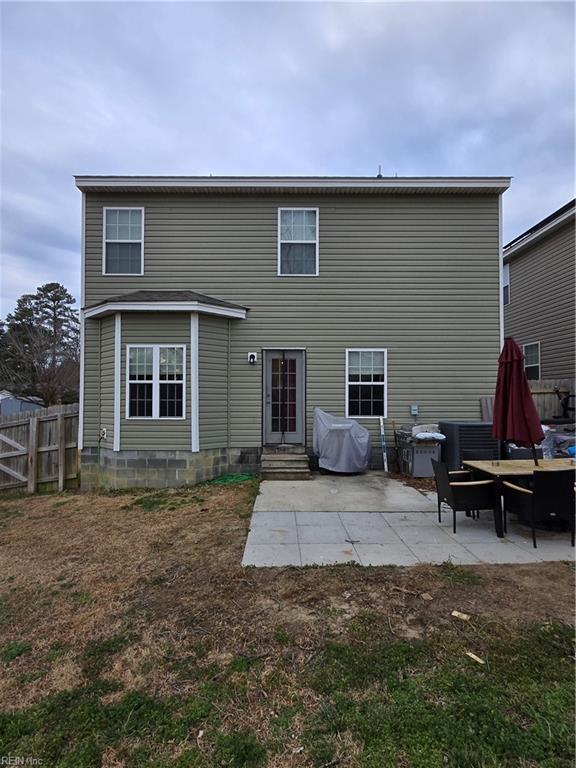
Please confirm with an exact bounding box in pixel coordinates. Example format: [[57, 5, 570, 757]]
[[346, 349, 387, 418], [278, 208, 318, 276], [503, 263, 510, 306], [104, 208, 144, 274], [523, 342, 540, 381], [127, 345, 185, 419]]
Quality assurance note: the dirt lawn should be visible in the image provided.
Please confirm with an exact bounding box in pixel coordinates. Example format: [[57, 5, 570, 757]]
[[0, 479, 573, 768]]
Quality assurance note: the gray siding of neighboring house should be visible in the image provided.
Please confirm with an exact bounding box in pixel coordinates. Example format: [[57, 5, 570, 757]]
[[83, 192, 501, 449], [120, 312, 191, 451], [198, 315, 230, 450], [504, 219, 575, 380]]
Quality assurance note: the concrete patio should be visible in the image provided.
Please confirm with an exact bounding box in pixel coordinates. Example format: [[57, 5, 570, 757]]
[[242, 473, 574, 567]]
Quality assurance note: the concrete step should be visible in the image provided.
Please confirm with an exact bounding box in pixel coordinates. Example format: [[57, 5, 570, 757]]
[[261, 468, 312, 481], [262, 459, 309, 470], [262, 445, 306, 455]]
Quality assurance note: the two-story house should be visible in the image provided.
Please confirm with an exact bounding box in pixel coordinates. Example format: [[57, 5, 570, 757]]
[[75, 175, 510, 488], [503, 199, 575, 381]]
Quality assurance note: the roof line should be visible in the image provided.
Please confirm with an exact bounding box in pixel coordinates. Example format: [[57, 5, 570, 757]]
[[74, 175, 511, 192], [504, 199, 575, 260]]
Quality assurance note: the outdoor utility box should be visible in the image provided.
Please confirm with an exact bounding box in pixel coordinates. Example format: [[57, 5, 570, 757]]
[[439, 421, 500, 470], [394, 428, 442, 477]]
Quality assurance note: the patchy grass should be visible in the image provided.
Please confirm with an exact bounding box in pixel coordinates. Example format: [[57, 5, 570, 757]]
[[0, 478, 573, 767]]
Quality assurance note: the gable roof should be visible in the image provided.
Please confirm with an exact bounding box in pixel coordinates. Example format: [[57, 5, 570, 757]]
[[504, 199, 575, 262], [74, 175, 511, 195], [84, 290, 248, 320]]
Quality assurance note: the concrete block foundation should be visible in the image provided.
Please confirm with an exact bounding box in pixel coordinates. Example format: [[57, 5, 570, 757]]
[[80, 446, 261, 490]]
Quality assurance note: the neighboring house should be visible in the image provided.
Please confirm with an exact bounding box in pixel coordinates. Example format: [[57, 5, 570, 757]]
[[503, 199, 575, 381], [0, 390, 42, 416], [75, 175, 510, 488]]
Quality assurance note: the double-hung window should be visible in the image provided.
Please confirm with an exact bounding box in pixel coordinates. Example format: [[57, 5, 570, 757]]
[[127, 345, 185, 419], [104, 208, 144, 274], [503, 263, 510, 306], [523, 342, 540, 381], [278, 208, 319, 275], [346, 349, 387, 418]]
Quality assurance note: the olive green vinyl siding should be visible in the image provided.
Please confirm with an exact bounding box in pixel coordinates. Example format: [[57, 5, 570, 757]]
[[198, 315, 229, 449], [99, 316, 115, 449], [504, 220, 575, 380], [83, 318, 100, 447], [120, 312, 191, 451], [84, 193, 501, 447]]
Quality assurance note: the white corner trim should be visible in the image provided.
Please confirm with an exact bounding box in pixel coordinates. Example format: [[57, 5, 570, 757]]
[[190, 314, 199, 452], [84, 301, 247, 321], [113, 313, 121, 451], [499, 195, 504, 349], [78, 311, 85, 451]]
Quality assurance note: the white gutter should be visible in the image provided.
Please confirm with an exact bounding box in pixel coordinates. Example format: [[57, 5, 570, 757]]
[[84, 301, 247, 321], [75, 176, 512, 192]]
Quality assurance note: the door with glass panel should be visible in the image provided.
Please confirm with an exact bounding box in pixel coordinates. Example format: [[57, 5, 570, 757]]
[[263, 350, 305, 445]]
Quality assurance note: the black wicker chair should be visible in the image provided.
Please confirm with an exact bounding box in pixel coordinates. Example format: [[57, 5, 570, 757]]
[[502, 469, 575, 548], [431, 459, 497, 534]]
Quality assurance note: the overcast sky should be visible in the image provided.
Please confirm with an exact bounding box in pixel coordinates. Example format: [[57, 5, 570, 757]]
[[1, 1, 574, 315]]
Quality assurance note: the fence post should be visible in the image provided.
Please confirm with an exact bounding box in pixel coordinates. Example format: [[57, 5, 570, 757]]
[[58, 414, 66, 492], [27, 417, 38, 493]]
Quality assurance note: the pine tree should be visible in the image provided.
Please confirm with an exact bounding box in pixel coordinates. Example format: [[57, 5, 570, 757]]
[[0, 283, 80, 406]]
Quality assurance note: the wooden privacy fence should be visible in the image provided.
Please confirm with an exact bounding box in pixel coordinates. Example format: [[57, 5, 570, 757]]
[[529, 379, 575, 421], [0, 403, 79, 493]]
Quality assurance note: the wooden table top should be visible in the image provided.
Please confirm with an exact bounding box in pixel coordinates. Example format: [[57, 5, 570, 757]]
[[463, 458, 576, 477]]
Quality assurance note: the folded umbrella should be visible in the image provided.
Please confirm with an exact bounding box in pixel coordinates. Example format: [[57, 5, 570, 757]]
[[492, 337, 544, 465]]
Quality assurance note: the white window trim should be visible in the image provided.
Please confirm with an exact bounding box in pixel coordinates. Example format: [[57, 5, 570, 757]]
[[277, 207, 319, 277], [502, 262, 510, 307], [345, 348, 388, 419], [125, 344, 186, 420], [522, 341, 540, 379], [102, 207, 145, 276]]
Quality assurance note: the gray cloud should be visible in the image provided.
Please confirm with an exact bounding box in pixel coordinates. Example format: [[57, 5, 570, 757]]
[[1, 1, 573, 314]]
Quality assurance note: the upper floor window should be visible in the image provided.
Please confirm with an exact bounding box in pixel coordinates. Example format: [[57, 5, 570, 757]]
[[346, 348, 387, 418], [503, 263, 510, 306], [278, 208, 319, 276], [523, 342, 540, 381], [104, 208, 144, 275]]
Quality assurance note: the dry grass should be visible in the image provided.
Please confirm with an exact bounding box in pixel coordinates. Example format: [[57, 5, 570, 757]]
[[0, 480, 573, 767]]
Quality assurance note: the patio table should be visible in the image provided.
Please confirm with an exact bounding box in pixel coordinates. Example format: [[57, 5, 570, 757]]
[[462, 458, 576, 538]]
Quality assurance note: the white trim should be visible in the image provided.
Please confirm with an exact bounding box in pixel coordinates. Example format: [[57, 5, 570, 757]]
[[504, 206, 575, 261], [78, 312, 85, 450], [78, 192, 86, 451], [345, 348, 388, 419], [499, 195, 504, 348], [102, 207, 145, 276], [190, 314, 199, 452], [84, 301, 247, 320], [113, 313, 121, 451], [261, 347, 306, 350], [125, 344, 186, 420], [522, 341, 541, 380], [277, 207, 319, 277], [76, 176, 512, 191]]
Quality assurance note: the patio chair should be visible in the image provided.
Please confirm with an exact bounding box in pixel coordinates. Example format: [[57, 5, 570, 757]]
[[502, 469, 576, 548], [431, 459, 497, 534]]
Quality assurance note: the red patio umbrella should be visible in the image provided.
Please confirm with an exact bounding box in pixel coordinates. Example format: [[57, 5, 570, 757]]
[[492, 337, 544, 465]]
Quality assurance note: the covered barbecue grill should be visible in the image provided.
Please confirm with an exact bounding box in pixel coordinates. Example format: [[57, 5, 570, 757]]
[[313, 408, 371, 473]]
